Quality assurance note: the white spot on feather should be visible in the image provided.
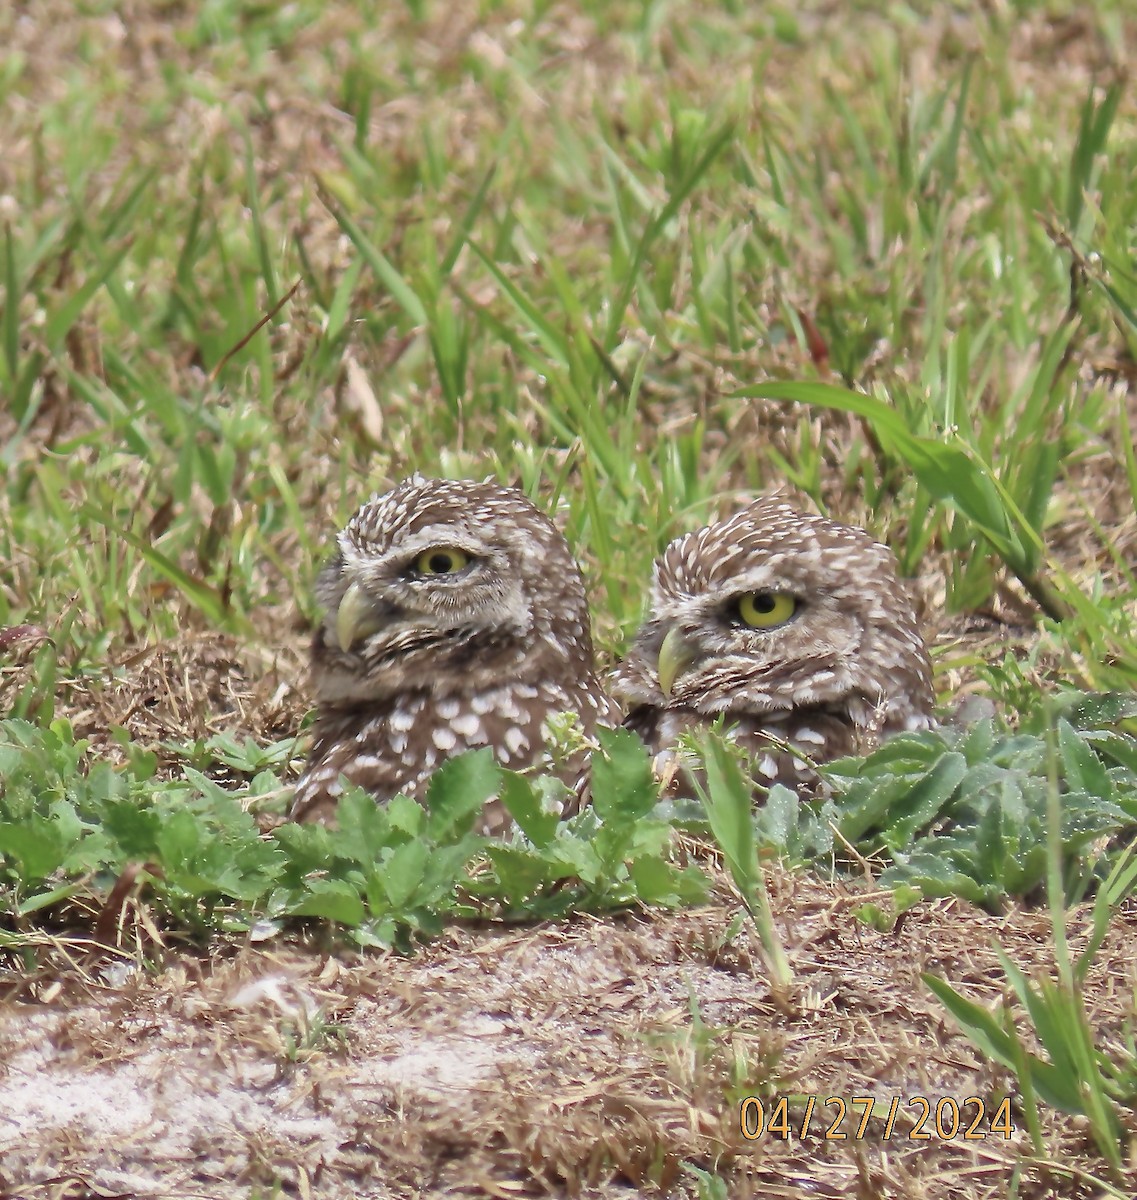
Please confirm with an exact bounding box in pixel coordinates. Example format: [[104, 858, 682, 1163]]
[[390, 708, 416, 732], [504, 727, 529, 758], [451, 712, 483, 739]]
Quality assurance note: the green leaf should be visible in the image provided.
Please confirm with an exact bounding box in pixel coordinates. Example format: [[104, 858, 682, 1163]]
[[386, 794, 426, 837], [498, 772, 560, 847], [0, 820, 67, 882], [1057, 719, 1113, 800], [973, 791, 1008, 889], [699, 736, 760, 893], [882, 855, 990, 904], [591, 727, 659, 824], [924, 969, 1083, 1115], [1084, 732, 1137, 775], [483, 844, 552, 906], [752, 783, 804, 852], [877, 752, 968, 849], [99, 798, 161, 857], [425, 748, 501, 842], [336, 787, 397, 860], [155, 809, 203, 869], [922, 972, 1018, 1064], [377, 839, 429, 909], [467, 241, 572, 368], [44, 237, 135, 350], [628, 855, 707, 906], [18, 881, 80, 916], [416, 840, 478, 907], [288, 879, 367, 927], [835, 774, 912, 844]]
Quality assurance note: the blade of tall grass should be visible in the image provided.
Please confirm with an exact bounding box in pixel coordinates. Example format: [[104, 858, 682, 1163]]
[[317, 180, 428, 328], [78, 503, 238, 630], [604, 119, 736, 349], [733, 379, 1080, 620], [1067, 82, 1122, 241], [695, 734, 793, 1005]]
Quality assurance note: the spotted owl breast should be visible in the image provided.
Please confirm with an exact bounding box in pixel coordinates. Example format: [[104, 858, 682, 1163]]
[[290, 679, 617, 830]]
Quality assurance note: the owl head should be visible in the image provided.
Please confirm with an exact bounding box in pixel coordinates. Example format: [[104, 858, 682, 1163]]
[[612, 497, 933, 731], [310, 475, 594, 706]]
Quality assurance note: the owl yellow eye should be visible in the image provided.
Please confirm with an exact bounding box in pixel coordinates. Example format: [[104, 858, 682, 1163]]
[[737, 591, 795, 628], [413, 547, 470, 576]]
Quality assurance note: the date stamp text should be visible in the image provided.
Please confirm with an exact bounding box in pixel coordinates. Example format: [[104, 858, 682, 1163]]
[[740, 1094, 1017, 1141]]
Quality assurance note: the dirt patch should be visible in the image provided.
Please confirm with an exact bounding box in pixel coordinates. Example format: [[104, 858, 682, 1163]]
[[2, 869, 1132, 1198]]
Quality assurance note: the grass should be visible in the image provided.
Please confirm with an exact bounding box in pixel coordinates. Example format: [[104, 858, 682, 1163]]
[[2, 1, 1137, 1196]]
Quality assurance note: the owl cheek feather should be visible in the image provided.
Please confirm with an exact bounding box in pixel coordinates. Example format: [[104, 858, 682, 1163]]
[[311, 661, 390, 705]]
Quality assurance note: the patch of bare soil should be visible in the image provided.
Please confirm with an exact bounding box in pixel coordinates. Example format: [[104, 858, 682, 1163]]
[[2, 870, 1133, 1199]]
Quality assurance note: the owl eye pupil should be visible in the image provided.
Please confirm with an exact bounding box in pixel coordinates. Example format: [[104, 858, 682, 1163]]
[[736, 590, 795, 628], [412, 546, 471, 576]]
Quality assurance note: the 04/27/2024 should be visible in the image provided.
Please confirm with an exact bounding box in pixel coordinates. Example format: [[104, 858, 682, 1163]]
[[740, 1094, 1017, 1142]]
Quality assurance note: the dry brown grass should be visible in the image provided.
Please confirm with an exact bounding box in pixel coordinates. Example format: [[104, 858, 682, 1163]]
[[3, 868, 1136, 1197]]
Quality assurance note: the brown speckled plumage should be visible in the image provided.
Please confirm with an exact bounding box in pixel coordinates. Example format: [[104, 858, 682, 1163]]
[[611, 497, 934, 793], [290, 476, 619, 834]]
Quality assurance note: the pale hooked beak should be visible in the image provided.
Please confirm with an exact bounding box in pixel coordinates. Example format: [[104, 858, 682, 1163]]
[[657, 625, 699, 698], [334, 582, 384, 652]]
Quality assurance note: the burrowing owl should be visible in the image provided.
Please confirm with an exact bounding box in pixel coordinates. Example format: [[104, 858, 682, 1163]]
[[611, 497, 934, 791], [290, 476, 619, 834]]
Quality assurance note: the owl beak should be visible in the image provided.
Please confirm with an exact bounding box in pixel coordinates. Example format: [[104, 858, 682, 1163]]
[[334, 582, 384, 652], [657, 626, 698, 698]]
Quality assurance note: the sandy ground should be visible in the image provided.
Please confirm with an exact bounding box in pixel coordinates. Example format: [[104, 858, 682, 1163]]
[[3, 869, 1133, 1200]]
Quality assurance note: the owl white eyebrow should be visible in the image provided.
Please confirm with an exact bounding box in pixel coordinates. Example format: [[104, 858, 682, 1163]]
[[717, 566, 798, 595], [388, 528, 487, 558]]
